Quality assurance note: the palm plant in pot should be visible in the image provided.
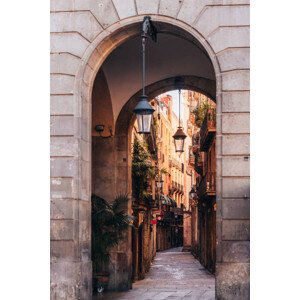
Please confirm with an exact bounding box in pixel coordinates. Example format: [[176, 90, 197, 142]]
[[91, 193, 132, 294]]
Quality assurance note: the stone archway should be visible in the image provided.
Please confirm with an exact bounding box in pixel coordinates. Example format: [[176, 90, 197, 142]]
[[51, 4, 250, 298], [87, 16, 221, 292], [111, 77, 217, 292]]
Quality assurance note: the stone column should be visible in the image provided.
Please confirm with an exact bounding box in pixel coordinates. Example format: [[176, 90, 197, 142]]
[[216, 89, 250, 299], [50, 79, 92, 299]]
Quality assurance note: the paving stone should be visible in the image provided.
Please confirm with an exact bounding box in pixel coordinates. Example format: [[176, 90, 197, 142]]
[[94, 249, 215, 299]]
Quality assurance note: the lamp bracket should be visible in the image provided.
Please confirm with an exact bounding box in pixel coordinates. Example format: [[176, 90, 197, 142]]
[[142, 16, 157, 42], [94, 125, 113, 138]]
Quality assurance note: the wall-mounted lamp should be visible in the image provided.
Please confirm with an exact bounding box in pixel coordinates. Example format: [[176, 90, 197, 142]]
[[94, 125, 113, 138]]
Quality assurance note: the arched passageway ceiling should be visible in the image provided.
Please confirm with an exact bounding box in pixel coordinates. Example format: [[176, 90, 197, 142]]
[[115, 75, 215, 138], [100, 30, 215, 123]]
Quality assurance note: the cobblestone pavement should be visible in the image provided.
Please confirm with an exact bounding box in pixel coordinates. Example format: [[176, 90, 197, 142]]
[[94, 248, 215, 300]]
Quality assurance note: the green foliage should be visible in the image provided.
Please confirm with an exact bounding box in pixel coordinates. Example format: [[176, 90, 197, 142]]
[[192, 100, 216, 128], [132, 139, 155, 199], [91, 194, 132, 272], [160, 167, 168, 175]]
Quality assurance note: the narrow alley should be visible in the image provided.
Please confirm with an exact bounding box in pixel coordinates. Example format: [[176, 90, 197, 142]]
[[95, 248, 215, 300]]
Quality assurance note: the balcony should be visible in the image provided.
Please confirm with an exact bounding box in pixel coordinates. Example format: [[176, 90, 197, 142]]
[[198, 171, 216, 197], [171, 181, 184, 193], [194, 151, 204, 175], [200, 109, 216, 151]]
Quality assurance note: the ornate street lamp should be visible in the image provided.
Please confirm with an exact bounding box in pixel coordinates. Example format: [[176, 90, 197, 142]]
[[133, 16, 157, 134], [173, 88, 187, 152]]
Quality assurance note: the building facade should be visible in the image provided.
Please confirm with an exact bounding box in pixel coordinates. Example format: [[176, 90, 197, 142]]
[[187, 92, 217, 274], [155, 94, 186, 251], [131, 121, 157, 282], [50, 2, 250, 299]]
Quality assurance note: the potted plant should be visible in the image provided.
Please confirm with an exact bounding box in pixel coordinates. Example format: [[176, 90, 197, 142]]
[[192, 100, 216, 128], [91, 193, 132, 294]]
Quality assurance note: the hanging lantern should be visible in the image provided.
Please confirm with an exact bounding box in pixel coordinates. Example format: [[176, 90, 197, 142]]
[[173, 88, 187, 152], [133, 16, 157, 134], [173, 127, 187, 152], [133, 95, 155, 134]]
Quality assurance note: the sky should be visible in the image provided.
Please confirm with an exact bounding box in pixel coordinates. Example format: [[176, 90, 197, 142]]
[[163, 89, 186, 119]]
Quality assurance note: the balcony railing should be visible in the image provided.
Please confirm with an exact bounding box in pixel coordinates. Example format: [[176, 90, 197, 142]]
[[171, 181, 184, 193], [198, 171, 216, 197], [200, 109, 216, 151]]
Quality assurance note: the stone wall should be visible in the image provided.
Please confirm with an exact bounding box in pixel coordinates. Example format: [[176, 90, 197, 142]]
[[50, 1, 250, 299]]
